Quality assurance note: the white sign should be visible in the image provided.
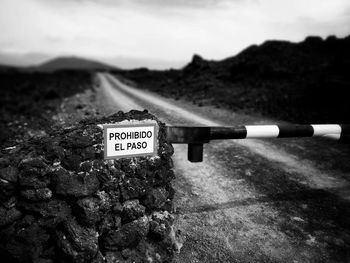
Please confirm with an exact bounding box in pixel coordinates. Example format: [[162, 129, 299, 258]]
[[103, 123, 157, 159]]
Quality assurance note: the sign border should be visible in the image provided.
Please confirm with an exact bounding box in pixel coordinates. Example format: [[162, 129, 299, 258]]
[[103, 123, 158, 160]]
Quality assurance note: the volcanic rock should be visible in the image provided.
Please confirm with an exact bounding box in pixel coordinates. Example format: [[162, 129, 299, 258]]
[[1, 222, 50, 263], [122, 199, 146, 223], [103, 215, 149, 251], [18, 159, 50, 189], [53, 168, 99, 197], [144, 187, 168, 210], [149, 211, 174, 241], [120, 177, 149, 201], [0, 206, 22, 227], [0, 166, 18, 183], [20, 187, 52, 201], [56, 218, 99, 263], [76, 197, 100, 226]]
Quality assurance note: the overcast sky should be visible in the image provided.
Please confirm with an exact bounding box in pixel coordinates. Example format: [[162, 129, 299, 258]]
[[0, 0, 350, 69]]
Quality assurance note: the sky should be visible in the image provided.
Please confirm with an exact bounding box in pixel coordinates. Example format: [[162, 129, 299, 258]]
[[0, 0, 350, 69]]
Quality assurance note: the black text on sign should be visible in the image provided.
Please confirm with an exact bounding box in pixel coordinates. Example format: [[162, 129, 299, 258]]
[[103, 123, 157, 159]]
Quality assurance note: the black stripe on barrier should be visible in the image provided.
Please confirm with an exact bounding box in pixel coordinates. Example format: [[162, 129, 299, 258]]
[[341, 124, 350, 136], [277, 125, 314, 138], [166, 126, 210, 143], [339, 124, 350, 143], [339, 135, 350, 143], [210, 126, 247, 140]]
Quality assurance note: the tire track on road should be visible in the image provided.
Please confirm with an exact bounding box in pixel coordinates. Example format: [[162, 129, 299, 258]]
[[97, 73, 143, 112]]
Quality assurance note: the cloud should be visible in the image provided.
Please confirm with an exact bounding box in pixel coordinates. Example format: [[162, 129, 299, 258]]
[[0, 0, 349, 68], [123, 0, 231, 9], [42, 0, 234, 8]]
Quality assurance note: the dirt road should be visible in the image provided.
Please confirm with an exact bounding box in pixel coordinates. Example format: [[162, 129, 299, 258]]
[[96, 72, 350, 262]]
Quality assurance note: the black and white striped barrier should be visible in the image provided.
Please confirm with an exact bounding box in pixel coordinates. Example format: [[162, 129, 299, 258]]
[[166, 124, 350, 162]]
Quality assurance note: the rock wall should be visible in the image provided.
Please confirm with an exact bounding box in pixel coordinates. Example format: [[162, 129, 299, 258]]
[[0, 110, 176, 263]]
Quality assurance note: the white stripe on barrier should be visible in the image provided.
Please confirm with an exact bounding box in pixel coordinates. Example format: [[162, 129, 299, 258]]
[[311, 124, 341, 137], [323, 133, 341, 140], [245, 125, 280, 138]]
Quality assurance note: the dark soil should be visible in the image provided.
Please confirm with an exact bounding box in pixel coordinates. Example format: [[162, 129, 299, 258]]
[[0, 69, 93, 148], [115, 35, 350, 124]]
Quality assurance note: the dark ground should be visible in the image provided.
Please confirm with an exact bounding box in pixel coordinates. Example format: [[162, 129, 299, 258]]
[[0, 69, 93, 148]]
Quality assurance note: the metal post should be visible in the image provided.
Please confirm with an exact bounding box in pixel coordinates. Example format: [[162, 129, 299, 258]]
[[188, 143, 204, 162]]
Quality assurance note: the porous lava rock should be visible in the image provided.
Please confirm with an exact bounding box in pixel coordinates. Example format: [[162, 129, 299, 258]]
[[0, 110, 176, 263], [122, 199, 146, 223]]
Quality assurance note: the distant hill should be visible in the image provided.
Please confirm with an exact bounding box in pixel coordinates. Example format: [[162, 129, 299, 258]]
[[118, 35, 350, 123], [0, 52, 50, 68], [36, 56, 117, 71]]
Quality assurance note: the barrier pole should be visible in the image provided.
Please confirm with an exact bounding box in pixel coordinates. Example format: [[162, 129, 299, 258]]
[[166, 124, 350, 162]]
